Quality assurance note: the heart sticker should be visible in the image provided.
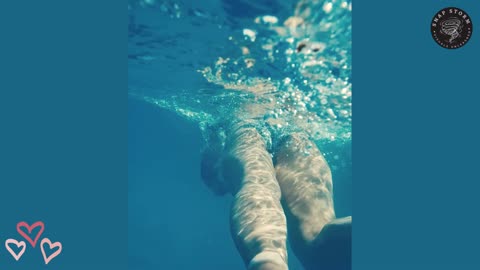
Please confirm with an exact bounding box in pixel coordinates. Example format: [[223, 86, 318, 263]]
[[5, 239, 26, 261], [16, 221, 45, 248], [40, 238, 62, 265]]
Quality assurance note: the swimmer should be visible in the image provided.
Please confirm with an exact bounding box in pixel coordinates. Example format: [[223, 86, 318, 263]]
[[128, 0, 351, 267], [199, 1, 352, 269], [202, 120, 350, 270], [201, 62, 350, 270]]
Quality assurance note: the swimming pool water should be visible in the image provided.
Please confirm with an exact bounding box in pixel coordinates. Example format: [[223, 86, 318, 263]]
[[128, 0, 351, 269]]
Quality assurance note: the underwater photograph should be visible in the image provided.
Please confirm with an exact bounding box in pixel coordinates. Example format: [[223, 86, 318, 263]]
[[128, 0, 352, 269], [2, 0, 478, 269]]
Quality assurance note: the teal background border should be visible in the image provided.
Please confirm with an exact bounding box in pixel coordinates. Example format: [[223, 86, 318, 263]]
[[0, 0, 126, 268], [353, 0, 479, 269], [1, 0, 479, 269]]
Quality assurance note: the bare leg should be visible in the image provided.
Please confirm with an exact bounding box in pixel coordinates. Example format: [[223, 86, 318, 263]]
[[275, 133, 352, 269], [275, 133, 336, 243], [222, 123, 288, 270]]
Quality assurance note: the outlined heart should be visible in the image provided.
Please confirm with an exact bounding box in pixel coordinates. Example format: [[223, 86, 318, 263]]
[[17, 221, 45, 248], [40, 238, 62, 265], [5, 239, 26, 261]]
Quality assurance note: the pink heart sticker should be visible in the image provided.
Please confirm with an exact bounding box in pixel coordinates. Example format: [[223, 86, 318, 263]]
[[5, 239, 26, 261], [40, 238, 62, 265], [17, 221, 45, 248]]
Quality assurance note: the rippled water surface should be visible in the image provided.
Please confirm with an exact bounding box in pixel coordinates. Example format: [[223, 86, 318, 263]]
[[129, 0, 351, 163]]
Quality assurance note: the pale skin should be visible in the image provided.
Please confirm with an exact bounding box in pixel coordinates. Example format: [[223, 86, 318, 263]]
[[200, 2, 351, 268], [200, 58, 350, 269], [202, 117, 350, 270]]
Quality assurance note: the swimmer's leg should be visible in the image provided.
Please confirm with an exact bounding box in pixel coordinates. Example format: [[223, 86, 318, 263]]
[[275, 133, 335, 243], [223, 125, 288, 270], [275, 133, 351, 269]]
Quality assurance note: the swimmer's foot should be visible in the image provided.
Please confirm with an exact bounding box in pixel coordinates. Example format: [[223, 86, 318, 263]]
[[301, 216, 352, 270], [248, 251, 288, 270], [314, 216, 351, 250]]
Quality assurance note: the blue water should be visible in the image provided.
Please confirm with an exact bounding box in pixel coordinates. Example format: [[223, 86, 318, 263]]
[[129, 0, 351, 269]]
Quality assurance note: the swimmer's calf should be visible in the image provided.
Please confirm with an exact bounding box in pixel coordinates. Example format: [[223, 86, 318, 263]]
[[223, 123, 289, 270]]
